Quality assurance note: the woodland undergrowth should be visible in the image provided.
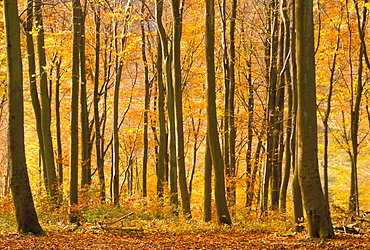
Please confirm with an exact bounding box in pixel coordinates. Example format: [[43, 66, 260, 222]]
[[0, 187, 368, 237], [0, 188, 291, 236]]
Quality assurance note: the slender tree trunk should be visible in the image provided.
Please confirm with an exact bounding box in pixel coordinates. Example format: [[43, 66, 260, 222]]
[[23, 0, 48, 195], [243, 48, 254, 208], [112, 29, 122, 206], [35, 0, 58, 201], [55, 59, 63, 192], [112, 2, 130, 205], [4, 0, 44, 235], [227, 0, 237, 207], [290, 0, 304, 231], [156, 38, 166, 197], [70, 0, 82, 224], [348, 0, 368, 214], [349, 50, 362, 214], [92, 2, 106, 202], [322, 24, 341, 204], [220, 0, 237, 209], [141, 2, 150, 197], [80, 4, 91, 189], [189, 117, 202, 200], [263, 0, 281, 212], [171, 0, 191, 217], [262, 0, 278, 212], [279, 0, 291, 214], [204, 137, 212, 222], [220, 0, 230, 205], [205, 0, 232, 225], [155, 0, 178, 207]]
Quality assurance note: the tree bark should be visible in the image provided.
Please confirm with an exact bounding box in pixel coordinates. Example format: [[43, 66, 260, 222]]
[[55, 58, 63, 194], [80, 4, 91, 189], [112, 23, 121, 206], [203, 137, 212, 222], [322, 24, 341, 204], [140, 1, 150, 198], [23, 0, 48, 195], [4, 0, 44, 235], [348, 0, 368, 214], [296, 0, 333, 238], [205, 0, 232, 225], [91, 2, 106, 202], [262, 0, 282, 212], [171, 0, 191, 217], [289, 0, 304, 231], [35, 0, 58, 201], [156, 38, 166, 197], [155, 0, 178, 207], [227, 0, 237, 207], [70, 0, 82, 223], [279, 0, 291, 214]]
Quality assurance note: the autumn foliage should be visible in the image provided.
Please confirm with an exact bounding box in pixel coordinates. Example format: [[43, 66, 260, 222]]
[[1, 0, 370, 247]]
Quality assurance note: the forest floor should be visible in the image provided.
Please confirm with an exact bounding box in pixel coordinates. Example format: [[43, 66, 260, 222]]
[[1, 196, 369, 249], [0, 230, 369, 249]]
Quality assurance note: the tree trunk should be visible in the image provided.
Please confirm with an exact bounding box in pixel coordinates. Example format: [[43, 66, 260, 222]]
[[55, 59, 63, 193], [263, 0, 281, 212], [35, 0, 58, 201], [243, 49, 254, 208], [204, 137, 212, 222], [189, 117, 202, 200], [348, 0, 368, 214], [289, 0, 304, 231], [80, 5, 91, 189], [296, 0, 333, 238], [279, 0, 291, 214], [4, 0, 44, 235], [23, 0, 48, 195], [112, 28, 122, 206], [156, 38, 166, 197], [322, 25, 340, 204], [70, 0, 82, 224], [220, 0, 230, 207], [155, 0, 178, 207], [92, 2, 106, 202], [171, 0, 191, 217], [140, 1, 150, 197], [205, 0, 232, 225], [228, 0, 237, 207]]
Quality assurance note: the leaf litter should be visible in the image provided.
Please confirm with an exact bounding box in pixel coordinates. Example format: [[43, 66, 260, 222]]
[[0, 231, 369, 249]]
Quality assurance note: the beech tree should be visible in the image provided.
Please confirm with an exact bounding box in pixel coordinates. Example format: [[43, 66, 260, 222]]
[[155, 0, 178, 207], [70, 0, 82, 223], [91, 0, 106, 202], [296, 0, 333, 238], [4, 0, 44, 235], [35, 0, 58, 201], [23, 0, 48, 194], [205, 0, 232, 225], [171, 0, 191, 217]]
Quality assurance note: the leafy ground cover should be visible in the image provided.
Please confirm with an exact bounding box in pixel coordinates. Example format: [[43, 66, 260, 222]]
[[0, 231, 369, 249], [1, 195, 370, 249]]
